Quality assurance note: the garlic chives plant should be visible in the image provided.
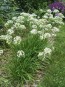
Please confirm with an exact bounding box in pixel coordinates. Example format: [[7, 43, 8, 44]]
[[0, 9, 64, 85]]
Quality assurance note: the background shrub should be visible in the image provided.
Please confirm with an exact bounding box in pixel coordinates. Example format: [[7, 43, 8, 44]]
[[14, 0, 47, 12]]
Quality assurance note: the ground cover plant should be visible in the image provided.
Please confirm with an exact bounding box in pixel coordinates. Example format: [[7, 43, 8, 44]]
[[0, 8, 64, 87]]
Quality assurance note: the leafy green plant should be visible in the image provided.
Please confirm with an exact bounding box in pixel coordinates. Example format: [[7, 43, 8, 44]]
[[38, 25, 65, 87], [0, 9, 64, 86], [9, 35, 47, 85], [14, 0, 47, 12]]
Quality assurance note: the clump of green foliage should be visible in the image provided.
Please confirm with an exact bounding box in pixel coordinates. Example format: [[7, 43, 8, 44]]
[[38, 25, 65, 87], [14, 0, 47, 12]]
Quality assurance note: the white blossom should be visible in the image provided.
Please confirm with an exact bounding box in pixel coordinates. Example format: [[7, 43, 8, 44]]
[[49, 14, 53, 19], [38, 52, 44, 57], [47, 9, 52, 13], [30, 29, 38, 34], [6, 35, 12, 44], [40, 35, 44, 40], [7, 29, 14, 35], [46, 24, 52, 29], [58, 13, 64, 18], [5, 20, 13, 27], [17, 50, 25, 58], [44, 33, 51, 39], [12, 17, 17, 21], [0, 50, 3, 55], [14, 23, 20, 28], [43, 15, 48, 19], [0, 35, 12, 44], [0, 35, 6, 40], [52, 27, 59, 33], [51, 33, 56, 37], [44, 47, 52, 57], [38, 31, 42, 35], [19, 25, 26, 30], [16, 17, 24, 23], [13, 36, 21, 45], [20, 12, 30, 17], [18, 16, 24, 20], [39, 24, 44, 29], [53, 9, 59, 13], [32, 25, 37, 29]]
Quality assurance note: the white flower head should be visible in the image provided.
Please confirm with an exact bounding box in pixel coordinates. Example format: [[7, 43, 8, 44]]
[[0, 35, 13, 44], [0, 50, 3, 55], [44, 47, 52, 57], [14, 23, 20, 28], [32, 25, 37, 29], [18, 16, 24, 20], [19, 25, 26, 30], [47, 9, 52, 13], [0, 35, 6, 40], [39, 24, 44, 29], [31, 13, 37, 17], [52, 27, 59, 33], [38, 52, 44, 57], [30, 29, 38, 34], [5, 35, 12, 44], [51, 33, 56, 37], [7, 29, 14, 35], [49, 14, 53, 18], [13, 36, 21, 45], [17, 50, 25, 58], [53, 9, 59, 13], [40, 35, 44, 40], [46, 24, 52, 29], [5, 20, 13, 27], [43, 15, 48, 19], [0, 34, 12, 44], [58, 13, 64, 18], [20, 12, 30, 17], [44, 33, 51, 39], [38, 31, 42, 35], [16, 16, 24, 23], [12, 17, 17, 21]]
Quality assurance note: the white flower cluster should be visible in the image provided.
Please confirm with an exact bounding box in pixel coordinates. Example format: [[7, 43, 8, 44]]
[[0, 50, 3, 55], [44, 47, 52, 56], [43, 9, 64, 25], [37, 9, 64, 60], [0, 12, 38, 45], [53, 9, 59, 13], [0, 9, 64, 44], [5, 20, 13, 27], [30, 29, 38, 34], [7, 28, 14, 35], [38, 47, 52, 61], [0, 35, 12, 44], [0, 9, 64, 61], [17, 50, 25, 58], [30, 9, 64, 41], [13, 36, 22, 45]]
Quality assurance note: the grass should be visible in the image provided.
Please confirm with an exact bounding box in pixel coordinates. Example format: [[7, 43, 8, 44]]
[[38, 24, 65, 87]]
